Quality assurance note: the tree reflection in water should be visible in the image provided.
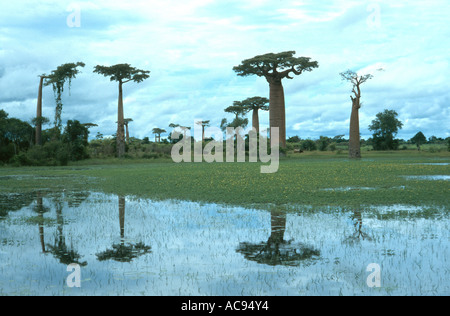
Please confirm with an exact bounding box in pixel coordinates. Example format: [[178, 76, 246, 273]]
[[96, 196, 151, 263], [343, 208, 373, 245], [237, 209, 320, 266], [45, 194, 87, 266]]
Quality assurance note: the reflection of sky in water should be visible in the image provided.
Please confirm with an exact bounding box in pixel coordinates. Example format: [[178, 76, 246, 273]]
[[403, 175, 450, 181], [0, 192, 449, 296]]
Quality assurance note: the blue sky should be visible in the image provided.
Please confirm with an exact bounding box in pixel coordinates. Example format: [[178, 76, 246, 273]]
[[0, 0, 449, 140]]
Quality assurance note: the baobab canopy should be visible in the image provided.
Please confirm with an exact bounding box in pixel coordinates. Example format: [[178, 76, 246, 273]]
[[233, 51, 319, 84]]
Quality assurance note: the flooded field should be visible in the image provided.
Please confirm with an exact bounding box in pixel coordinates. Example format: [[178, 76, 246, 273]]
[[1, 191, 449, 296]]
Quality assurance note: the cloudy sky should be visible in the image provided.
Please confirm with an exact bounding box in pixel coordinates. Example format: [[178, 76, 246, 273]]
[[0, 0, 449, 140]]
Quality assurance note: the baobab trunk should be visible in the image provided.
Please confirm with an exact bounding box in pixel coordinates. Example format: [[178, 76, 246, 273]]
[[35, 76, 45, 146], [117, 81, 126, 158], [125, 122, 130, 144], [252, 108, 260, 134], [349, 98, 361, 159], [269, 82, 286, 149]]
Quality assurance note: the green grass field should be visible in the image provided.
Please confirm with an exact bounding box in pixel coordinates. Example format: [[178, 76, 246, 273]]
[[1, 150, 449, 210]]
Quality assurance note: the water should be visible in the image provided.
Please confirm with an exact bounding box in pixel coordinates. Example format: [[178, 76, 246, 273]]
[[0, 191, 449, 296]]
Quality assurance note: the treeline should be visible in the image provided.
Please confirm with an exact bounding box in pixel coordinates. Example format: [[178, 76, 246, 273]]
[[1, 110, 90, 166], [1, 108, 449, 166], [286, 134, 450, 152]]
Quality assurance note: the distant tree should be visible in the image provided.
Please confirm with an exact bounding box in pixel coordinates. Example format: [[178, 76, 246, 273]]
[[317, 136, 332, 151], [240, 96, 269, 134], [152, 128, 166, 143], [340, 70, 373, 158], [195, 120, 210, 141], [221, 102, 249, 132], [94, 64, 150, 158], [332, 135, 347, 143], [234, 51, 319, 148], [123, 119, 133, 144], [410, 131, 427, 151], [142, 137, 150, 145], [287, 135, 301, 143], [369, 109, 403, 150]]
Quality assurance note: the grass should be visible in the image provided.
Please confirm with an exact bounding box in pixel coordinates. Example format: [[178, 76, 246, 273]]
[[1, 150, 449, 210]]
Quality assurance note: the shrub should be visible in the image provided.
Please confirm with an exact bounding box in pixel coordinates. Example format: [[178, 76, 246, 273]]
[[301, 139, 317, 151]]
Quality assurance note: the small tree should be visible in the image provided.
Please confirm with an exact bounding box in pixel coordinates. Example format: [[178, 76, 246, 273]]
[[152, 128, 166, 143], [410, 131, 427, 151], [369, 109, 403, 150], [94, 64, 150, 158]]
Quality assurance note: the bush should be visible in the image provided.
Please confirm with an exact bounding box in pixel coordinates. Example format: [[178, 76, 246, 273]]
[[13, 141, 71, 166], [328, 142, 337, 152], [301, 139, 317, 151], [0, 143, 15, 163]]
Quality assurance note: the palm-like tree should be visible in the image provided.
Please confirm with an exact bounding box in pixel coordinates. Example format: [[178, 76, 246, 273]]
[[195, 120, 210, 142], [242, 97, 269, 134], [152, 128, 166, 143]]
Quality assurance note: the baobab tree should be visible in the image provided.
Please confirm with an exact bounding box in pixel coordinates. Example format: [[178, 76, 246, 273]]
[[233, 51, 318, 148], [241, 96, 269, 134], [35, 62, 85, 144], [195, 120, 210, 142], [94, 64, 150, 158], [152, 128, 166, 143], [340, 70, 373, 158], [169, 123, 192, 143], [221, 102, 249, 131], [124, 118, 133, 144]]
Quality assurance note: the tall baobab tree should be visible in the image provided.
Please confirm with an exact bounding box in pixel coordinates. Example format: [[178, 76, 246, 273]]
[[340, 70, 373, 159], [195, 120, 210, 142], [152, 128, 166, 143], [35, 62, 85, 144], [94, 64, 150, 158], [234, 51, 318, 148]]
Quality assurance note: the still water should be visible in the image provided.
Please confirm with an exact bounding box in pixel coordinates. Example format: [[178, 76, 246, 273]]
[[0, 191, 449, 295]]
